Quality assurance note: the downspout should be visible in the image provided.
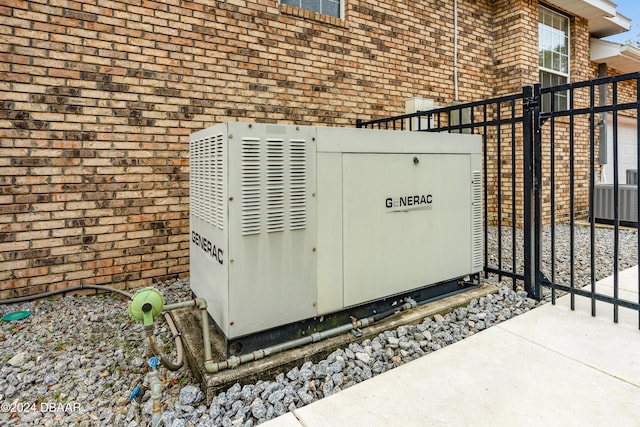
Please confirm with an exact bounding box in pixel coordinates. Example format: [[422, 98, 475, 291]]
[[598, 63, 608, 183], [454, 0, 459, 102]]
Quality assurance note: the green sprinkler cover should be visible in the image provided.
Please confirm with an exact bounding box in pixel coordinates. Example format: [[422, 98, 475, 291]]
[[128, 287, 165, 323]]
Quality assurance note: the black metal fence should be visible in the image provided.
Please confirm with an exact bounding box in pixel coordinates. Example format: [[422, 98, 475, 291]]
[[357, 72, 640, 326]]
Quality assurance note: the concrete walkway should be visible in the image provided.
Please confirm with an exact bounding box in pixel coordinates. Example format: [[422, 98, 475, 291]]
[[263, 267, 640, 427]]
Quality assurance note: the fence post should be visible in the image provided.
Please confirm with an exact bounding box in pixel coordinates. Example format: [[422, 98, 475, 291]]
[[522, 85, 542, 300], [533, 83, 543, 301]]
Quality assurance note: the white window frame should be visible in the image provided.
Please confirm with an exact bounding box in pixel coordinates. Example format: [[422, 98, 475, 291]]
[[281, 0, 343, 19], [538, 6, 570, 111]]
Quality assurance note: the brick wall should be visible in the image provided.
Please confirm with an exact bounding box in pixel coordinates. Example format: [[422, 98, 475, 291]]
[[0, 0, 635, 297], [488, 2, 637, 226], [482, 0, 539, 227], [539, 14, 594, 223], [0, 0, 498, 297], [493, 0, 539, 96]]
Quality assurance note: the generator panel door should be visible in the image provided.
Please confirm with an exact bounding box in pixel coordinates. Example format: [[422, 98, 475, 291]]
[[342, 153, 473, 307], [225, 123, 318, 338]]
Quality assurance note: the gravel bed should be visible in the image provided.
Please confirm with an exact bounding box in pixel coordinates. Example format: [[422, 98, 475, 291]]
[[487, 223, 638, 287], [0, 224, 637, 426]]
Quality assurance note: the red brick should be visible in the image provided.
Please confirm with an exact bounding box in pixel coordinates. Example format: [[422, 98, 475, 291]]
[[96, 265, 124, 276], [0, 259, 30, 272], [14, 266, 49, 278], [81, 275, 115, 285], [50, 263, 82, 274], [31, 238, 64, 249], [15, 230, 50, 241], [0, 241, 29, 252], [30, 273, 64, 286], [0, 278, 30, 291], [64, 269, 95, 281]]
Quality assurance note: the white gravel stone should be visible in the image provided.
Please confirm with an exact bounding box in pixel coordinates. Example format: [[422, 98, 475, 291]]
[[7, 352, 26, 367], [355, 352, 370, 364]]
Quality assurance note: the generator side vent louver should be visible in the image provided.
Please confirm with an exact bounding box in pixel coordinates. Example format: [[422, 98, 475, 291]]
[[214, 134, 224, 229], [240, 136, 308, 235], [290, 139, 307, 230], [189, 139, 201, 221], [241, 137, 261, 235], [471, 170, 483, 271], [190, 133, 225, 230], [267, 139, 285, 233]]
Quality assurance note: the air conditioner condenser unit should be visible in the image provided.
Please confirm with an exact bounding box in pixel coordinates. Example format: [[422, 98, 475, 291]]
[[190, 122, 483, 355]]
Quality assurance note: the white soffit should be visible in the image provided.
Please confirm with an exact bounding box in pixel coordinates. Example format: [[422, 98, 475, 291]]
[[544, 0, 631, 38], [591, 38, 640, 73]]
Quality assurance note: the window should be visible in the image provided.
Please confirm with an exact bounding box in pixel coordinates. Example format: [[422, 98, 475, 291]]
[[538, 6, 569, 111], [281, 0, 340, 18]]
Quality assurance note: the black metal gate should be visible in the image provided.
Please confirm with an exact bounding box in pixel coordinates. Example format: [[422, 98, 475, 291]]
[[357, 72, 640, 326]]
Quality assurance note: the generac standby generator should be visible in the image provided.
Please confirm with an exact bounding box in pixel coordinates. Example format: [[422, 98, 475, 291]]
[[190, 122, 483, 354]]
